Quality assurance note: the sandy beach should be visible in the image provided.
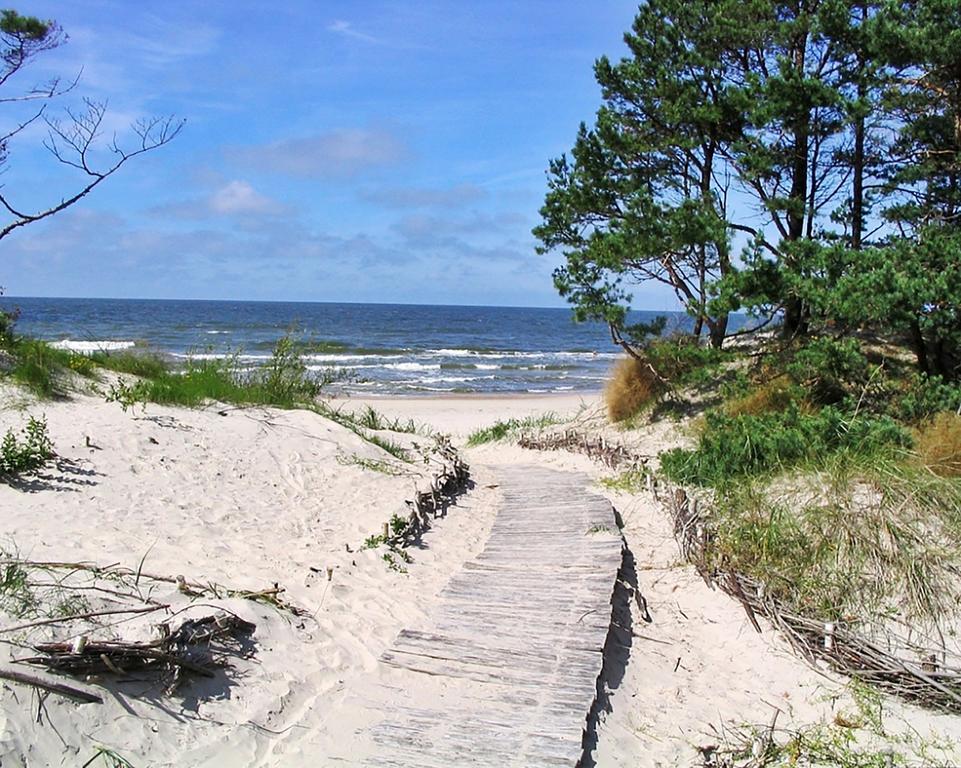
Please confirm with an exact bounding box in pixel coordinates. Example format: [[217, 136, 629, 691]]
[[2, 387, 960, 766]]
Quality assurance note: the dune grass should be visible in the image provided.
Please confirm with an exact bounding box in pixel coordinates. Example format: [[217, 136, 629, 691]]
[[604, 357, 660, 422], [466, 412, 563, 446], [3, 337, 94, 397], [701, 450, 961, 625], [105, 336, 331, 412], [914, 411, 961, 477], [90, 350, 168, 379], [646, 336, 961, 630], [350, 404, 422, 435]]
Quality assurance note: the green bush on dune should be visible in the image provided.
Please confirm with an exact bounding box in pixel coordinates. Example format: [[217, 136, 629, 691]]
[[660, 405, 910, 487]]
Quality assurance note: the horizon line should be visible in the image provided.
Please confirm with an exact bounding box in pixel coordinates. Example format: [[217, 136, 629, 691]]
[[2, 294, 688, 314]]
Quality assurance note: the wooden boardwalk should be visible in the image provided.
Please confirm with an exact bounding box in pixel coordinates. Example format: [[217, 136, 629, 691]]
[[327, 465, 622, 767]]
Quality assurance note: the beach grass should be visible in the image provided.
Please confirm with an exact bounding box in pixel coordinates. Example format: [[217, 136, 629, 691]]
[[466, 412, 563, 446], [4, 337, 87, 397], [713, 680, 957, 767], [700, 451, 961, 625], [104, 336, 331, 411], [639, 336, 961, 632], [89, 350, 168, 379]]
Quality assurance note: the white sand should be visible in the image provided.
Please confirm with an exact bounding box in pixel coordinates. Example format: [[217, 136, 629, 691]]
[[1, 387, 959, 766], [0, 388, 500, 766]]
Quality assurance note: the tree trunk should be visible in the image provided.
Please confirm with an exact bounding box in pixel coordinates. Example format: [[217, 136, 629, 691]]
[[708, 314, 729, 349], [910, 319, 930, 375]]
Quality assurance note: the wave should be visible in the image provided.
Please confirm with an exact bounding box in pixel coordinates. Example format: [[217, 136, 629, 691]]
[[50, 339, 137, 354], [382, 362, 441, 372]]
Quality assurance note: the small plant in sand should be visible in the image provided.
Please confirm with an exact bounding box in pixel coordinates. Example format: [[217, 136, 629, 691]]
[[597, 468, 650, 494], [82, 745, 136, 768], [0, 415, 54, 477], [336, 453, 407, 476], [353, 405, 421, 434], [706, 682, 957, 767]]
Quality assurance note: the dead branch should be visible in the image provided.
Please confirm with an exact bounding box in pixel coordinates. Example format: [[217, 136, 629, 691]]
[[0, 665, 102, 703], [16, 611, 256, 695], [518, 429, 650, 472], [0, 604, 167, 635]]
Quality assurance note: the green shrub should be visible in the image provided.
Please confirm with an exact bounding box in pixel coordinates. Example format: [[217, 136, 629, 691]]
[[0, 299, 19, 343], [645, 334, 731, 389], [1, 415, 54, 476], [723, 376, 800, 416], [257, 335, 321, 405], [660, 405, 910, 486], [784, 336, 871, 405], [66, 353, 97, 377], [890, 373, 961, 423]]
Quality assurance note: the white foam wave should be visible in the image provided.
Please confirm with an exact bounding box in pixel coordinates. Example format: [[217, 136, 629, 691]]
[[421, 375, 496, 384], [50, 339, 136, 354], [427, 348, 616, 360], [303, 353, 401, 363], [382, 362, 441, 372]]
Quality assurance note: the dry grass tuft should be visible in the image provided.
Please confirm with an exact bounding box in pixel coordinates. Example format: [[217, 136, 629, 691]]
[[605, 356, 660, 422], [724, 376, 797, 417], [915, 412, 961, 477]]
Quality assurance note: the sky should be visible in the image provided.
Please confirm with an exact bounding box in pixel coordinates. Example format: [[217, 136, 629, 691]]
[[0, 0, 680, 309]]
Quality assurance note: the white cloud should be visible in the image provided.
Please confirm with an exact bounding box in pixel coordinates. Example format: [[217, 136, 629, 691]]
[[149, 180, 286, 220], [327, 20, 380, 44], [229, 129, 409, 178], [209, 180, 280, 215], [362, 183, 487, 209]]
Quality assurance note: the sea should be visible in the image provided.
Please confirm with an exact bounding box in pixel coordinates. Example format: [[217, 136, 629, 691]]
[[1, 297, 727, 395]]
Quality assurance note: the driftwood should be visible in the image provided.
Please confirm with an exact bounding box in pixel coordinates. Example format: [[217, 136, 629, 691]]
[[518, 429, 649, 471], [17, 611, 255, 695], [0, 559, 307, 616], [665, 488, 961, 714], [397, 436, 471, 545], [0, 665, 104, 703], [0, 604, 167, 635]]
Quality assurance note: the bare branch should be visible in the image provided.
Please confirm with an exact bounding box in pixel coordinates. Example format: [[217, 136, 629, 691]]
[[0, 110, 185, 241]]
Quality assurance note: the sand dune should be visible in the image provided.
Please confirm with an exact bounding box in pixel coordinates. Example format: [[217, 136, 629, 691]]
[[2, 389, 960, 765]]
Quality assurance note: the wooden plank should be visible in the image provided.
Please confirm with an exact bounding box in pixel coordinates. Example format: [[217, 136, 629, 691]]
[[334, 465, 621, 767]]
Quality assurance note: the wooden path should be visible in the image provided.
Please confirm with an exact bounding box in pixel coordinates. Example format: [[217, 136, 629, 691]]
[[327, 465, 623, 767]]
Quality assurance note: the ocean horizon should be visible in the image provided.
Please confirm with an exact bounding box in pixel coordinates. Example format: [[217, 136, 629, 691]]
[[1, 296, 742, 395]]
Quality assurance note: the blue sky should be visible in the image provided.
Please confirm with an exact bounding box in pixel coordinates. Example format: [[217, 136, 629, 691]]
[[1, 0, 679, 309]]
